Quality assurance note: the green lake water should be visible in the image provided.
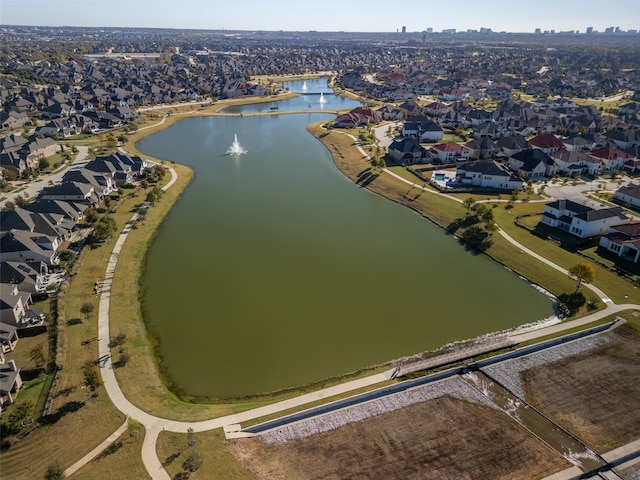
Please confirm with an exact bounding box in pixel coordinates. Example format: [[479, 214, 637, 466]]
[[137, 113, 554, 398]]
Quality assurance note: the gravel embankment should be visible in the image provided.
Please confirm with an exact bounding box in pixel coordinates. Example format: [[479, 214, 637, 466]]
[[483, 334, 611, 399], [261, 376, 498, 444]]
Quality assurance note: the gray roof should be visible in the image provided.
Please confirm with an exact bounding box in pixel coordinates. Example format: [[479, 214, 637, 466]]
[[616, 183, 640, 200], [573, 206, 627, 222], [546, 199, 592, 215]]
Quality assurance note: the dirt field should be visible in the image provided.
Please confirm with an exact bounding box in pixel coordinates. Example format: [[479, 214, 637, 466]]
[[230, 396, 569, 480], [522, 324, 640, 452]]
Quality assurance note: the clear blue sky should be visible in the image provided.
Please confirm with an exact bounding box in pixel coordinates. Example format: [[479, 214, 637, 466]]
[[2, 0, 638, 33]]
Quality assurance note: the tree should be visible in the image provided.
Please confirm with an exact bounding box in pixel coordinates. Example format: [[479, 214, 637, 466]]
[[463, 197, 476, 214], [153, 164, 167, 180], [90, 216, 117, 243], [44, 461, 65, 480], [7, 400, 34, 431], [182, 449, 203, 474], [80, 302, 94, 320], [82, 364, 101, 391], [84, 208, 98, 224], [29, 343, 46, 367], [568, 262, 595, 293], [15, 194, 28, 207]]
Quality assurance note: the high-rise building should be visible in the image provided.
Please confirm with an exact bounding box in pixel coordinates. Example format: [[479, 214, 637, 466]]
[[401, 26, 406, 34], [535, 28, 541, 34], [586, 26, 593, 34]]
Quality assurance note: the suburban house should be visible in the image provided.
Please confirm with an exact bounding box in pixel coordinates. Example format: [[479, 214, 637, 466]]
[[551, 150, 599, 177], [0, 283, 34, 328], [24, 199, 86, 223], [431, 142, 471, 163], [0, 360, 23, 413], [333, 106, 379, 128], [424, 101, 451, 117], [0, 208, 74, 241], [528, 133, 566, 155], [456, 160, 524, 190], [599, 221, 640, 263], [508, 148, 557, 179], [0, 136, 61, 175], [464, 137, 500, 160], [0, 230, 61, 266], [0, 261, 49, 295], [497, 135, 529, 156], [401, 120, 444, 142], [0, 322, 19, 354], [0, 111, 30, 130], [440, 88, 468, 101], [376, 104, 404, 121], [562, 134, 599, 152], [588, 146, 632, 172], [40, 182, 102, 207], [539, 199, 628, 238], [387, 137, 430, 165], [85, 157, 134, 186], [614, 184, 640, 209], [62, 169, 116, 198]]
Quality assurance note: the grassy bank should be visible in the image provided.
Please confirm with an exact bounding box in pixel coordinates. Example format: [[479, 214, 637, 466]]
[[307, 122, 638, 308], [4, 94, 637, 479]]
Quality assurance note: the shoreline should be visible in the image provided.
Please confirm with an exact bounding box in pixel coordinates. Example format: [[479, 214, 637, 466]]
[[116, 95, 616, 407]]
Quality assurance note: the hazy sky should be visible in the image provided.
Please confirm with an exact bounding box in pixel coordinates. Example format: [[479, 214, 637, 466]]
[[2, 0, 639, 33]]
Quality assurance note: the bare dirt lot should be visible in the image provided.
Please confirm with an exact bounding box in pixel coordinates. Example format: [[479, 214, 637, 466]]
[[523, 323, 640, 452], [230, 396, 569, 480]]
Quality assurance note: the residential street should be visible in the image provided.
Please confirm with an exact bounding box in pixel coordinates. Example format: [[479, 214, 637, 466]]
[[1, 146, 90, 207]]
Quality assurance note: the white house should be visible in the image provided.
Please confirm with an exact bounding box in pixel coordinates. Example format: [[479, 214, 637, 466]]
[[540, 199, 628, 238], [0, 360, 22, 413], [402, 120, 443, 142], [588, 146, 632, 172], [614, 184, 640, 209], [599, 221, 640, 263], [551, 150, 597, 177], [456, 161, 524, 190]]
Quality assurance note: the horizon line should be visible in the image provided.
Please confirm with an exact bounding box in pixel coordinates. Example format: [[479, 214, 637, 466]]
[[2, 23, 639, 35]]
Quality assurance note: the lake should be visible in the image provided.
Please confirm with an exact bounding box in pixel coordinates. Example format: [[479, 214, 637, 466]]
[[137, 101, 553, 399]]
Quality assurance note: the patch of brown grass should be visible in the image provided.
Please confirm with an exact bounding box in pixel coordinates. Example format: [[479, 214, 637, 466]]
[[523, 324, 640, 451], [157, 429, 256, 480], [230, 396, 569, 480], [68, 424, 149, 480]]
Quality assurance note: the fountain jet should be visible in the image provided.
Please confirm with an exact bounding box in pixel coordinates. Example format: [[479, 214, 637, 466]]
[[226, 134, 247, 155], [318, 92, 327, 104], [301, 81, 308, 92]]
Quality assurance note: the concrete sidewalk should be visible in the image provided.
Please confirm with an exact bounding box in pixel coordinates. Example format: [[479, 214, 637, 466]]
[[64, 420, 129, 477]]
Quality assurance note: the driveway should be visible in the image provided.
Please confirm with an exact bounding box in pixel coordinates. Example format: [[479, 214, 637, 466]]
[[544, 175, 634, 214]]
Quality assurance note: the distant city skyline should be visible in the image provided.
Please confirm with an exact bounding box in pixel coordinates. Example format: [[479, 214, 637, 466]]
[[1, 0, 639, 34]]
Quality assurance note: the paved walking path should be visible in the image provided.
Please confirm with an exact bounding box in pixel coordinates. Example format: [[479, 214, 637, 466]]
[[63, 420, 130, 477], [496, 227, 612, 303], [68, 129, 640, 479]]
